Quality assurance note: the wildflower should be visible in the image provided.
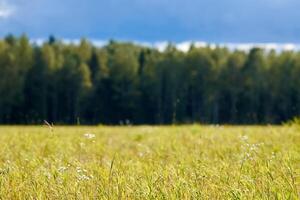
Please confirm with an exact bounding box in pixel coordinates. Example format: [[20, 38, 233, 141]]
[[240, 141, 264, 164], [269, 152, 276, 162], [240, 135, 249, 142], [76, 166, 93, 181], [84, 133, 95, 139], [76, 167, 82, 173], [76, 167, 87, 173], [271, 152, 276, 159], [58, 166, 68, 173], [44, 172, 52, 179], [138, 152, 144, 157], [78, 174, 91, 181]]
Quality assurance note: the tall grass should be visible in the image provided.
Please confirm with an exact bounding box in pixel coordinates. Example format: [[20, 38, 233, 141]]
[[0, 125, 298, 199]]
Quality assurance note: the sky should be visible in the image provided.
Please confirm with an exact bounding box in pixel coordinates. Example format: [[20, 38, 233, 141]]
[[1, 0, 300, 46]]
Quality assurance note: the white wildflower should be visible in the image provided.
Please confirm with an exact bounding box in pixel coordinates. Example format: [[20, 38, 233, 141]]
[[138, 152, 144, 157], [240, 135, 249, 142], [271, 152, 276, 158], [76, 167, 87, 173], [269, 152, 276, 162], [78, 174, 91, 181], [44, 172, 52, 179], [76, 166, 93, 181], [58, 166, 68, 173], [84, 133, 95, 139], [76, 167, 82, 173]]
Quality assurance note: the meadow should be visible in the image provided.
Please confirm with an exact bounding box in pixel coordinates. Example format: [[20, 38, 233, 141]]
[[0, 125, 298, 199]]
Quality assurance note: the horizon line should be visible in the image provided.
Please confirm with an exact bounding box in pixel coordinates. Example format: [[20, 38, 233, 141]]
[[26, 38, 300, 52]]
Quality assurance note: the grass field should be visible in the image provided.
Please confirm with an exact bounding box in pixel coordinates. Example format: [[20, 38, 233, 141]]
[[0, 125, 298, 199]]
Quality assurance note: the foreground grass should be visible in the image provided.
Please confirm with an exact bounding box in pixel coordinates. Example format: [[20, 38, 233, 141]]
[[0, 125, 298, 199]]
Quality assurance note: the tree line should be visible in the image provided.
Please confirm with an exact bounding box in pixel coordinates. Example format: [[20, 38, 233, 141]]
[[0, 35, 300, 124]]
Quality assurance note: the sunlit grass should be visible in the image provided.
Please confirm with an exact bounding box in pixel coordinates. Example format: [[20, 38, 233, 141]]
[[0, 125, 298, 199]]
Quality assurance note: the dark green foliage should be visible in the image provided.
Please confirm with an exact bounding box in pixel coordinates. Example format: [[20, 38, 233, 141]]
[[1, 35, 300, 124]]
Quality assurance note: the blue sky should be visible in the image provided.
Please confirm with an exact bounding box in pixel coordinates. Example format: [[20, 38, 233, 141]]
[[0, 0, 300, 43]]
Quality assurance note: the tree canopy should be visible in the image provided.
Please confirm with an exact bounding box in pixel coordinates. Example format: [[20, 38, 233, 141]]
[[0, 35, 299, 125]]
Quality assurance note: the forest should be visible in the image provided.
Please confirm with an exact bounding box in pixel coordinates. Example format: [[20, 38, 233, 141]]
[[1, 35, 300, 125]]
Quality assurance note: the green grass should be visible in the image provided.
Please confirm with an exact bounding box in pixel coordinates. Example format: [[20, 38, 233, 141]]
[[0, 125, 298, 199]]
